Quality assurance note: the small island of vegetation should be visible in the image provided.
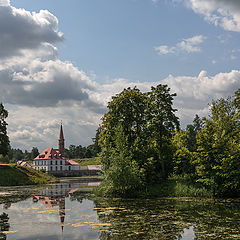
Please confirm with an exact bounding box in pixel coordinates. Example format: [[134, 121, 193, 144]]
[[95, 85, 240, 199]]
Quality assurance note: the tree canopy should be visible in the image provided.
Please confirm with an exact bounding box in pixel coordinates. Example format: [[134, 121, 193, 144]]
[[98, 84, 179, 196], [0, 103, 9, 156]]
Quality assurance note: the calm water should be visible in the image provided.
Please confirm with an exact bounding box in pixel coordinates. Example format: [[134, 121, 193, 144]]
[[0, 178, 240, 240]]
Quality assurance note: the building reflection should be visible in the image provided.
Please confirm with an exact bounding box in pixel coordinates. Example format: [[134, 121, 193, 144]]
[[33, 183, 79, 232]]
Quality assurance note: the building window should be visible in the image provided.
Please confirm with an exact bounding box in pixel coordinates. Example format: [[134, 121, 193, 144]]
[[50, 167, 52, 171], [69, 166, 71, 171], [50, 161, 53, 165], [60, 166, 62, 171], [60, 160, 62, 165], [56, 161, 58, 165]]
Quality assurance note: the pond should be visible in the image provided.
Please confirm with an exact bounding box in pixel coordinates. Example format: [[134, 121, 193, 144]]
[[0, 178, 240, 240]]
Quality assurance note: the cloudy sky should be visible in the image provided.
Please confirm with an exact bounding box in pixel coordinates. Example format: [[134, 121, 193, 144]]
[[1, 0, 240, 151]]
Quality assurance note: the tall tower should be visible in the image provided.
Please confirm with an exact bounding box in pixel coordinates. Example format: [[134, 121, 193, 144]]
[[59, 123, 65, 155]]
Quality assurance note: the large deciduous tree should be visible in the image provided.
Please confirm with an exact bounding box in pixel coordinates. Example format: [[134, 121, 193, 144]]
[[195, 97, 240, 196], [146, 85, 179, 178], [0, 103, 10, 156], [98, 85, 179, 196]]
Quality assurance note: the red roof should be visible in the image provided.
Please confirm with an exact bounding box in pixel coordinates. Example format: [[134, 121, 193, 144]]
[[34, 148, 64, 160], [17, 161, 27, 166], [65, 160, 80, 166]]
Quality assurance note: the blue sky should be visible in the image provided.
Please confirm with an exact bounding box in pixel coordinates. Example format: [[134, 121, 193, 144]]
[[1, 0, 240, 150], [11, 0, 240, 81]]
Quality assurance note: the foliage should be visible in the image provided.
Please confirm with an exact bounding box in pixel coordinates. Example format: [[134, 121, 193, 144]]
[[145, 175, 211, 198], [185, 114, 203, 152], [146, 85, 179, 178], [0, 103, 10, 156], [96, 125, 144, 197], [194, 97, 240, 197], [64, 143, 100, 159], [31, 147, 39, 159], [98, 85, 179, 196]]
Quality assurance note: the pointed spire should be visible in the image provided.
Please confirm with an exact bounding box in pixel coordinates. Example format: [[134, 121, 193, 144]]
[[58, 122, 65, 155], [59, 122, 64, 140]]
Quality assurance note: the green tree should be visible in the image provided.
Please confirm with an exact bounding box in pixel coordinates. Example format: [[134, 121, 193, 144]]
[[99, 87, 147, 171], [146, 84, 179, 179], [172, 129, 195, 176], [98, 85, 179, 196], [0, 103, 10, 156], [99, 87, 146, 148], [98, 124, 143, 197], [186, 114, 203, 152], [233, 88, 240, 119], [31, 147, 39, 159], [195, 97, 240, 196]]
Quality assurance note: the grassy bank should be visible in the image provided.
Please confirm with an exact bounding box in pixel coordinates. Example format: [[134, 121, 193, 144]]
[[0, 164, 58, 186], [144, 176, 212, 198], [95, 175, 212, 198], [70, 157, 101, 166]]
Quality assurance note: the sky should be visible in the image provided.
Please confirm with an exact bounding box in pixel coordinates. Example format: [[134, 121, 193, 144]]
[[0, 0, 240, 151]]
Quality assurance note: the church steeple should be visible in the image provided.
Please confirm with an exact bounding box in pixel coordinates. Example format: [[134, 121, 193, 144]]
[[58, 122, 65, 155]]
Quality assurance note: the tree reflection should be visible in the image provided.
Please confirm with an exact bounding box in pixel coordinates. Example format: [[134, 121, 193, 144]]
[[0, 213, 9, 240], [92, 197, 240, 239]]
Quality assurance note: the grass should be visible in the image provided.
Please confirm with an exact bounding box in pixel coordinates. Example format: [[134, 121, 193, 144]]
[[0, 164, 59, 186], [70, 157, 101, 166], [145, 175, 212, 198]]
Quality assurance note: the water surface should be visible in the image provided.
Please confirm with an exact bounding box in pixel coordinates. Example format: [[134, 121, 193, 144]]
[[0, 178, 240, 240]]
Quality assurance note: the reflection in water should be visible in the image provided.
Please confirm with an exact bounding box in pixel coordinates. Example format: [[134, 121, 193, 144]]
[[0, 179, 240, 240], [33, 183, 80, 233], [178, 226, 196, 240], [0, 213, 9, 240]]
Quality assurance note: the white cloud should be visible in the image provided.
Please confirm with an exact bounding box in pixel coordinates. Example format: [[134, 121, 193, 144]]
[[7, 69, 240, 150], [154, 35, 206, 55], [0, 3, 104, 111], [183, 0, 240, 32], [154, 45, 176, 55], [0, 0, 9, 6], [0, 5, 62, 59], [0, 2, 105, 150], [1, 2, 239, 151]]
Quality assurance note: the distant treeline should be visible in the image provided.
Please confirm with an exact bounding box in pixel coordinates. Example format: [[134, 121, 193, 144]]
[[0, 139, 101, 163]]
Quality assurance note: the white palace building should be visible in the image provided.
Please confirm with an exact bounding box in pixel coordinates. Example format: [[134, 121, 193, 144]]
[[33, 124, 80, 172]]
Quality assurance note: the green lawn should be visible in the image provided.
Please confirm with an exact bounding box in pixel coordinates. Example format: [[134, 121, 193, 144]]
[[70, 157, 101, 166], [0, 164, 58, 186]]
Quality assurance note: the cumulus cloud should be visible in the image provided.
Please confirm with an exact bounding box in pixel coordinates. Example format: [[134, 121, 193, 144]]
[[183, 0, 240, 32], [161, 70, 240, 125], [1, 2, 239, 151], [0, 5, 62, 59], [154, 35, 206, 55], [93, 70, 240, 126], [0, 0, 9, 6], [8, 69, 240, 150], [0, 3, 105, 112]]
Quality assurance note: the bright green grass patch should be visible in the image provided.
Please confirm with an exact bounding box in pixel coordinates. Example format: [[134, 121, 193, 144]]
[[0, 164, 59, 186], [70, 157, 101, 166]]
